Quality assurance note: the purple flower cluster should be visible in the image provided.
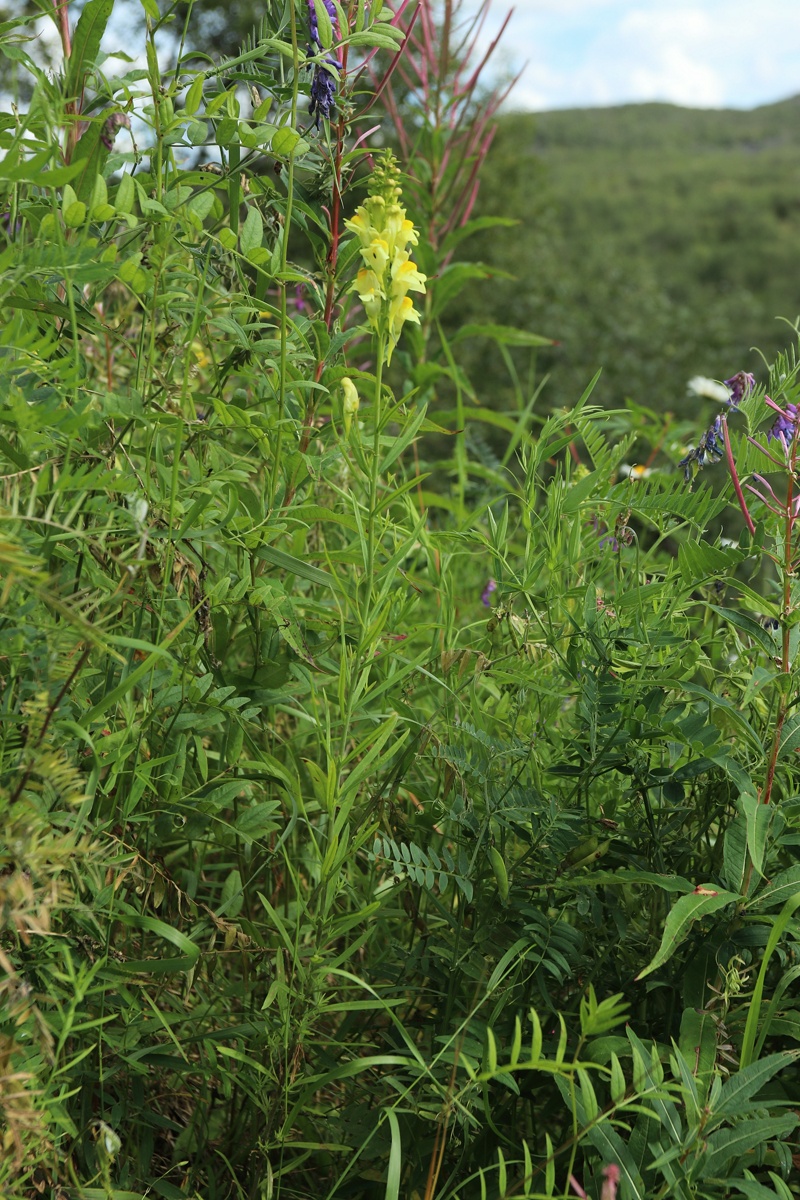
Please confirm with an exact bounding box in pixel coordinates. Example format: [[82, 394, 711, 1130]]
[[767, 402, 798, 452], [101, 111, 131, 151], [481, 579, 497, 607], [309, 0, 339, 45], [308, 0, 342, 127], [679, 414, 725, 481], [724, 371, 756, 408]]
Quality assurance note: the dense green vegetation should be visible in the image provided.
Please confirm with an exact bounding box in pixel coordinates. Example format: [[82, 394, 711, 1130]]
[[468, 97, 800, 419], [2, 3, 800, 1199]]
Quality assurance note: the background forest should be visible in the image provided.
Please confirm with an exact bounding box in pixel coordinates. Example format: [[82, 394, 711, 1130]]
[[2, 2, 800, 1200]]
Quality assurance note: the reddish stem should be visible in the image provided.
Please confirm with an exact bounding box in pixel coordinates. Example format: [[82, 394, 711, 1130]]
[[722, 416, 756, 535]]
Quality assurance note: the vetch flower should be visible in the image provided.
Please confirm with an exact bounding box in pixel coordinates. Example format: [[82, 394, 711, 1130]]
[[307, 0, 341, 126], [309, 63, 339, 125], [481, 579, 497, 606], [679, 414, 725, 481], [345, 153, 427, 363], [767, 401, 798, 452], [308, 0, 339, 46], [724, 370, 756, 408]]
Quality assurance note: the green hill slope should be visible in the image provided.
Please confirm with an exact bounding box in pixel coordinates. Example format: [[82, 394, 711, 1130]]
[[465, 96, 800, 418]]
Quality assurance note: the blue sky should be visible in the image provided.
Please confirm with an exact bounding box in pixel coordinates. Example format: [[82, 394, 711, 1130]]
[[487, 0, 800, 111]]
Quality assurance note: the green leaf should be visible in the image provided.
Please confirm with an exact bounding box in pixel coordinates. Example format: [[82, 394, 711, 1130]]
[[219, 869, 244, 918], [116, 913, 200, 966], [741, 891, 800, 1067], [240, 204, 263, 257], [271, 127, 310, 157], [384, 1109, 401, 1200], [751, 864, 800, 910], [778, 711, 800, 760], [66, 0, 114, 98], [554, 1076, 646, 1200], [255, 544, 336, 588], [63, 200, 87, 227], [678, 540, 745, 583], [740, 792, 771, 878], [312, 0, 334, 48], [713, 1051, 800, 1121], [704, 1116, 799, 1176], [235, 801, 281, 843], [635, 886, 739, 981], [570, 869, 694, 894], [708, 604, 780, 659], [562, 469, 603, 513], [184, 72, 204, 116]]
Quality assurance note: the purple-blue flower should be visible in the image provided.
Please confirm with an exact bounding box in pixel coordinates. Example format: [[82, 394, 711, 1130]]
[[724, 371, 756, 408], [481, 579, 497, 606], [307, 0, 341, 126], [309, 63, 339, 125], [679, 414, 725, 481], [767, 402, 798, 451], [308, 0, 339, 47]]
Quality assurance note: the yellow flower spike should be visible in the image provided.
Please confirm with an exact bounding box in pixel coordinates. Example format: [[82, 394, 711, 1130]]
[[390, 252, 427, 298], [341, 377, 360, 437], [389, 294, 420, 337], [354, 268, 385, 325], [362, 237, 390, 276], [384, 204, 418, 254], [347, 150, 426, 363], [344, 209, 373, 247]]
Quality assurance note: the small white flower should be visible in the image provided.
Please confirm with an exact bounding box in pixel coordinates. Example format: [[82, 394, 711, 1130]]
[[687, 376, 729, 403]]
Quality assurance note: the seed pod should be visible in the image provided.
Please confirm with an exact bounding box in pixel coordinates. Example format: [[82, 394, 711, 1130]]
[[489, 846, 509, 902]]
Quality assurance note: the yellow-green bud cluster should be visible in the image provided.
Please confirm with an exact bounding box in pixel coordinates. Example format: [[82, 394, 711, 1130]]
[[346, 184, 426, 365]]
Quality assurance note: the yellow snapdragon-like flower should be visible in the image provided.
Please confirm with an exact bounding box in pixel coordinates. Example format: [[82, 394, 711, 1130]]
[[345, 153, 426, 364]]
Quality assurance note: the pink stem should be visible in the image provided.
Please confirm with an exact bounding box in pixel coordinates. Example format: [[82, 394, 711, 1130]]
[[722, 416, 756, 535]]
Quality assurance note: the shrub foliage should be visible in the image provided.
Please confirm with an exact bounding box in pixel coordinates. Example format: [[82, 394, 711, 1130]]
[[1, 2, 800, 1198]]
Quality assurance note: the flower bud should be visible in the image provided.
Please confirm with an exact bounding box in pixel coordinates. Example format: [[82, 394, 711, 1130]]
[[341, 377, 359, 436]]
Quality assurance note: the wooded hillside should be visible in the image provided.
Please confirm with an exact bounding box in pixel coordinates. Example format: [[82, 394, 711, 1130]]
[[466, 95, 800, 417]]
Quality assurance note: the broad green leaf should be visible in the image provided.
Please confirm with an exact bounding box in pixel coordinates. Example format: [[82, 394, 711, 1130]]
[[704, 1115, 799, 1176], [750, 864, 800, 910], [184, 72, 204, 116], [66, 0, 114, 98], [712, 1051, 800, 1121], [235, 802, 281, 843], [740, 792, 771, 877], [636, 887, 739, 981], [778, 711, 800, 760], [240, 204, 263, 257], [219, 869, 244, 918], [708, 603, 780, 659], [312, 0, 334, 47]]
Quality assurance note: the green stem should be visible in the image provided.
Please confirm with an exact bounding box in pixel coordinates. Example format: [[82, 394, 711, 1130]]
[[363, 333, 386, 642], [269, 0, 301, 510]]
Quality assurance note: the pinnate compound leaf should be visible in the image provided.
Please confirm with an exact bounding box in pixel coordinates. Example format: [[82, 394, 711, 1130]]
[[635, 887, 739, 981], [554, 1076, 646, 1200]]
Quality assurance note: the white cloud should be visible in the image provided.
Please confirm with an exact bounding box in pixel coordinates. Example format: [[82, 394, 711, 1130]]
[[497, 0, 800, 111]]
